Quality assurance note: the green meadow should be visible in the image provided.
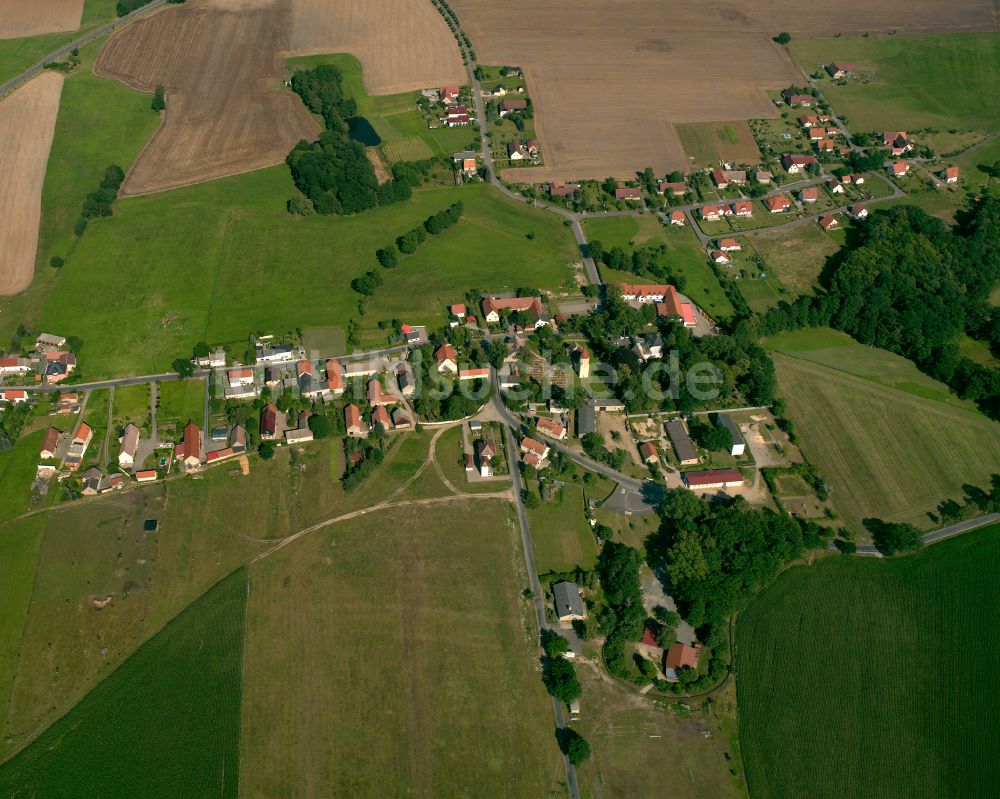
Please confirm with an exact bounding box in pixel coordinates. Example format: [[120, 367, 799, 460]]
[[738, 526, 1000, 799], [790, 33, 1000, 132]]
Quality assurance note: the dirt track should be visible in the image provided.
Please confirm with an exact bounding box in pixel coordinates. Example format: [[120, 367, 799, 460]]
[[453, 0, 998, 180], [94, 0, 464, 196], [0, 0, 83, 39], [0, 73, 64, 296]]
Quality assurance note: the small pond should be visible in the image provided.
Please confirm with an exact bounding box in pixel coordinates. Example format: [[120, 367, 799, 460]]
[[347, 116, 381, 147]]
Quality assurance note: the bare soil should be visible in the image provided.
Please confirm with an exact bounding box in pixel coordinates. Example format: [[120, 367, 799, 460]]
[[453, 0, 997, 181], [94, 0, 464, 196], [0, 72, 64, 296], [0, 0, 83, 39]]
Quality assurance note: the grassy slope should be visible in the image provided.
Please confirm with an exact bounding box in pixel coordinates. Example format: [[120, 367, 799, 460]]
[[0, 567, 247, 798], [239, 499, 565, 797], [583, 215, 735, 320], [789, 33, 1000, 132], [0, 430, 44, 524], [737, 526, 1000, 799], [766, 329, 1000, 530]]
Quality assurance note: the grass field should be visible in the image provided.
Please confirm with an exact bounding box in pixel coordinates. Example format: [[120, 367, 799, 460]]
[[21, 169, 576, 376], [789, 33, 1000, 132], [0, 568, 247, 798], [156, 378, 204, 429], [583, 215, 735, 320], [749, 223, 841, 298], [0, 429, 44, 523], [765, 329, 1000, 530], [112, 382, 151, 433], [433, 425, 507, 494], [239, 499, 566, 797], [737, 526, 1000, 799], [526, 481, 599, 574], [675, 120, 761, 168]]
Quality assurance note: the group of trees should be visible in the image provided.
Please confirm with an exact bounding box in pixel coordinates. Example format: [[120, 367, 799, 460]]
[[597, 543, 647, 680], [117, 0, 184, 14], [151, 84, 166, 112], [286, 65, 413, 215], [587, 239, 686, 290], [934, 474, 1000, 525], [687, 416, 731, 452], [757, 201, 1000, 420], [75, 165, 125, 237], [0, 403, 31, 451], [342, 436, 386, 491]]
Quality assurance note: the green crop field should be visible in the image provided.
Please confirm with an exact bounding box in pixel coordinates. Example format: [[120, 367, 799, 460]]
[[789, 33, 1000, 132], [238, 499, 565, 797], [584, 215, 735, 320], [0, 568, 247, 798], [526, 481, 600, 574], [737, 526, 1000, 799], [766, 329, 1000, 530]]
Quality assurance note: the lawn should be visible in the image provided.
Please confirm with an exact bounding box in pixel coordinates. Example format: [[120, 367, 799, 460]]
[[0, 568, 247, 799], [675, 120, 761, 168], [526, 481, 600, 574], [765, 329, 1000, 530], [156, 378, 204, 429], [584, 215, 735, 320], [0, 429, 45, 523], [789, 33, 1000, 132], [737, 526, 1000, 799], [238, 499, 566, 797], [112, 382, 150, 433], [434, 424, 506, 494], [749, 223, 841, 298]]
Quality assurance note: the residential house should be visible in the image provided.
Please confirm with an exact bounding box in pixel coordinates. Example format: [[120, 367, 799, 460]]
[[453, 151, 477, 175], [458, 367, 490, 381], [814, 138, 835, 153], [638, 441, 658, 465], [782, 91, 813, 107], [826, 62, 856, 79], [367, 378, 397, 406], [231, 425, 247, 453], [576, 403, 596, 437], [507, 141, 529, 161], [658, 181, 687, 196], [40, 427, 60, 459], [819, 214, 839, 231], [439, 85, 460, 104], [656, 286, 695, 327], [136, 470, 157, 483], [553, 581, 586, 623], [549, 180, 580, 197], [325, 359, 344, 396], [620, 284, 671, 303], [81, 467, 104, 496], [434, 344, 458, 374], [536, 417, 567, 440], [520, 437, 550, 462], [193, 348, 226, 368], [175, 422, 203, 471], [665, 419, 699, 465], [683, 468, 744, 490], [345, 404, 367, 438], [668, 210, 686, 225], [255, 342, 295, 364], [0, 389, 28, 405], [890, 161, 910, 177], [450, 303, 466, 319], [0, 357, 32, 375], [710, 249, 731, 265], [942, 166, 959, 183], [118, 423, 141, 468], [664, 643, 702, 678], [732, 201, 753, 218], [397, 362, 416, 397], [849, 204, 868, 220], [754, 169, 773, 184], [781, 154, 817, 173], [799, 187, 819, 203], [829, 178, 846, 194], [259, 403, 285, 440], [476, 438, 496, 477], [481, 295, 545, 326], [765, 195, 791, 213], [632, 334, 664, 362], [206, 447, 236, 464], [798, 115, 818, 128], [445, 105, 470, 126], [718, 238, 742, 252], [391, 407, 412, 429], [57, 393, 81, 413], [615, 184, 642, 201], [225, 367, 257, 399], [699, 204, 726, 221], [883, 131, 912, 155], [499, 98, 527, 116]]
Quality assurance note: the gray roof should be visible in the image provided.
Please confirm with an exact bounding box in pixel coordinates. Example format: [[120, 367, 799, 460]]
[[576, 403, 596, 437], [553, 581, 585, 619], [666, 420, 699, 464], [715, 413, 745, 446]]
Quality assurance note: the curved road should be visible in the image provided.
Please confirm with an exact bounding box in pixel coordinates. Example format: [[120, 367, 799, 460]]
[[0, 0, 169, 101]]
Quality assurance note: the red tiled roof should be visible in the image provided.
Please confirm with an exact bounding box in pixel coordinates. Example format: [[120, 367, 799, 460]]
[[684, 468, 742, 486], [345, 404, 362, 430], [665, 642, 701, 670]]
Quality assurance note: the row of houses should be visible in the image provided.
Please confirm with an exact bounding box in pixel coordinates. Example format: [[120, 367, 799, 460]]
[[0, 333, 76, 385]]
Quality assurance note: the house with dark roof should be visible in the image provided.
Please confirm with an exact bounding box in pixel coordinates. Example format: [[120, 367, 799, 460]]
[[553, 581, 586, 623]]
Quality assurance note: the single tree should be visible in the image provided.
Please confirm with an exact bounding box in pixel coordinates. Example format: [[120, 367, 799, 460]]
[[773, 32, 791, 44], [151, 84, 166, 112]]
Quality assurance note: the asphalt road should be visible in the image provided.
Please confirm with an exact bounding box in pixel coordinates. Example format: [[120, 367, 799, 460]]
[[0, 0, 169, 101]]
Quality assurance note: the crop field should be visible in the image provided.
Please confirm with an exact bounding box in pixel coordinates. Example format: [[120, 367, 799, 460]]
[[583, 215, 735, 320], [239, 499, 566, 797], [0, 73, 64, 295], [451, 0, 993, 181], [675, 121, 761, 168], [27, 172, 575, 376], [289, 0, 464, 94], [95, 0, 321, 197], [526, 482, 599, 574], [0, 0, 83, 39], [0, 568, 247, 798], [790, 33, 1000, 133], [737, 526, 1000, 799], [749, 223, 841, 298], [766, 329, 1000, 530]]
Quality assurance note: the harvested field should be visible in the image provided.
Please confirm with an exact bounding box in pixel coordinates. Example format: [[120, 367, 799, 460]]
[[95, 0, 320, 196], [95, 0, 464, 196], [0, 0, 83, 39], [0, 73, 64, 295], [452, 0, 996, 181], [290, 0, 464, 94]]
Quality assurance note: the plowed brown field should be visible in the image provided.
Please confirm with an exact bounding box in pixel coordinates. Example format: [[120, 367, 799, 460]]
[[453, 0, 997, 181], [0, 73, 64, 295], [0, 0, 83, 39], [94, 0, 464, 196]]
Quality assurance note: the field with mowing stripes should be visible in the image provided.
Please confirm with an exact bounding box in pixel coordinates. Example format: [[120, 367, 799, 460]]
[[737, 526, 1000, 799], [767, 328, 1000, 531]]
